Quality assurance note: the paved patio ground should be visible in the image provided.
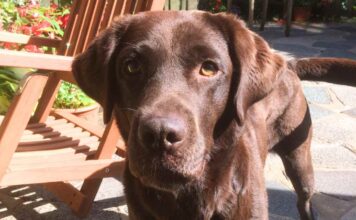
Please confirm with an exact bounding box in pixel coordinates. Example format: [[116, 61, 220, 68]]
[[1, 21, 355, 220]]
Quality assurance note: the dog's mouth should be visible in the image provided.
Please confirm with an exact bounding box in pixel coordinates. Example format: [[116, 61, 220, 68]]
[[127, 139, 207, 191]]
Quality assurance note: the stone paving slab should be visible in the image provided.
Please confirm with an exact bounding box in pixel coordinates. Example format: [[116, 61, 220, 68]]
[[329, 84, 356, 107], [341, 207, 356, 220], [302, 86, 332, 105], [315, 170, 356, 201], [319, 49, 356, 59], [312, 114, 356, 149], [308, 104, 336, 120], [267, 181, 299, 220], [311, 193, 356, 220], [331, 26, 356, 33], [0, 181, 127, 220], [272, 43, 321, 57], [343, 108, 356, 118], [313, 41, 355, 50], [311, 142, 356, 169]]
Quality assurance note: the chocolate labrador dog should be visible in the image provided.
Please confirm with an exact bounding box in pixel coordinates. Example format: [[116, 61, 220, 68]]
[[72, 11, 356, 220]]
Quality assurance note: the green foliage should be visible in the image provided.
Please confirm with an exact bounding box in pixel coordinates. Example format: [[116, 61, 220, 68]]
[[0, 67, 34, 114], [208, 0, 227, 13], [0, 68, 95, 114], [54, 82, 95, 109]]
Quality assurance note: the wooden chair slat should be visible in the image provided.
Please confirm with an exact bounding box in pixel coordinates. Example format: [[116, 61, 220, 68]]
[[17, 136, 98, 152], [124, 0, 136, 14], [73, 0, 98, 55], [150, 0, 166, 11], [144, 0, 154, 11], [13, 144, 95, 159], [3, 159, 124, 186], [134, 0, 145, 13], [65, 0, 89, 56], [114, 0, 127, 17], [0, 32, 61, 48], [21, 131, 61, 140], [107, 0, 127, 26], [60, 0, 81, 54], [99, 0, 117, 32], [0, 49, 72, 71], [82, 0, 107, 50]]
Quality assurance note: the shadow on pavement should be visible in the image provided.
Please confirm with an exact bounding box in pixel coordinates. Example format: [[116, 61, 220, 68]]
[[1, 184, 356, 219]]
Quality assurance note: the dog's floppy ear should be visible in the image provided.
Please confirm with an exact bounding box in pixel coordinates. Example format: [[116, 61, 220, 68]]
[[72, 17, 131, 123], [209, 14, 286, 125]]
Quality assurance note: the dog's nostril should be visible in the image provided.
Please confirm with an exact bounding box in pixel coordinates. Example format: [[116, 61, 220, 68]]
[[138, 116, 186, 151], [165, 131, 183, 145]]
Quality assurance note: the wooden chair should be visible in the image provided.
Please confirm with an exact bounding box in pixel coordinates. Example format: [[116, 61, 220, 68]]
[[0, 0, 165, 217], [259, 0, 293, 37]]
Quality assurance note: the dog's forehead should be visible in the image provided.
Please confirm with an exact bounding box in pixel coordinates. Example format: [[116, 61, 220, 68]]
[[126, 11, 227, 54]]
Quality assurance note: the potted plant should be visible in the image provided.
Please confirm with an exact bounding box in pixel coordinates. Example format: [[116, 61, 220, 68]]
[[0, 67, 98, 123], [294, 0, 314, 22], [53, 81, 99, 123]]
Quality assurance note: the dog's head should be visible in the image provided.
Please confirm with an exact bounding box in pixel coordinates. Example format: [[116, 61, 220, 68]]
[[73, 11, 285, 192]]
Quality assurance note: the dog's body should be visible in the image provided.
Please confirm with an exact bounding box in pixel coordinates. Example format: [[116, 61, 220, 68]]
[[73, 11, 356, 220]]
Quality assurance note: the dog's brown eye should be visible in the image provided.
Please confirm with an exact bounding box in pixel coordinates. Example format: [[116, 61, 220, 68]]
[[200, 61, 218, 77], [124, 59, 142, 74]]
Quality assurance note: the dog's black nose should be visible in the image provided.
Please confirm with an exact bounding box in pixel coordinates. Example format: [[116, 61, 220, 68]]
[[138, 116, 186, 151]]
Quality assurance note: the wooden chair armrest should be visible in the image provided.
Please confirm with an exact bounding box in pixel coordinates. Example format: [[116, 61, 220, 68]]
[[0, 49, 73, 72], [0, 31, 61, 48]]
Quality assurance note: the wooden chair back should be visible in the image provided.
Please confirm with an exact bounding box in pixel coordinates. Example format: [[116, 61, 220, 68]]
[[60, 0, 163, 56], [31, 0, 165, 123]]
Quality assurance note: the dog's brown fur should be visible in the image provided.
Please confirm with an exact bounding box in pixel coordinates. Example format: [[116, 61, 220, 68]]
[[73, 11, 356, 220]]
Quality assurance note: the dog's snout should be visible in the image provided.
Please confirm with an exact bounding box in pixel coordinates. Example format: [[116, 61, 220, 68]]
[[138, 116, 186, 151]]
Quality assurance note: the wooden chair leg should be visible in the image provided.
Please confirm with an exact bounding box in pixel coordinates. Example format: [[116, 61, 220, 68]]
[[285, 0, 293, 37], [75, 116, 123, 217], [43, 182, 87, 213], [260, 0, 269, 31], [31, 75, 62, 123], [0, 74, 48, 181], [248, 0, 255, 27], [348, 0, 354, 18]]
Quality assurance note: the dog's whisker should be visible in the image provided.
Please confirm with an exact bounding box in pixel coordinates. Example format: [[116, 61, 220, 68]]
[[117, 107, 138, 113]]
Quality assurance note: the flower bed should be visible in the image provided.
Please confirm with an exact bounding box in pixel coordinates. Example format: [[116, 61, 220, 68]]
[[0, 0, 95, 114], [0, 0, 71, 53]]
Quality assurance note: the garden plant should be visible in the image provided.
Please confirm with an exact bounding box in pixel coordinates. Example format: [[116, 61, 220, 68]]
[[0, 0, 95, 114]]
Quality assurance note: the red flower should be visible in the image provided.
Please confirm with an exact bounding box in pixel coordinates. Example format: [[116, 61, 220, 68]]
[[39, 21, 51, 29], [18, 7, 27, 17], [24, 45, 43, 53], [60, 14, 70, 29], [20, 26, 32, 35], [31, 25, 41, 36], [51, 3, 58, 10], [31, 21, 51, 36], [3, 42, 19, 50]]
